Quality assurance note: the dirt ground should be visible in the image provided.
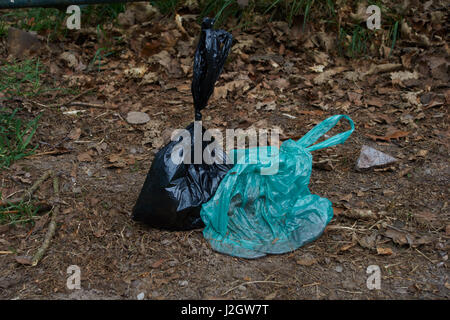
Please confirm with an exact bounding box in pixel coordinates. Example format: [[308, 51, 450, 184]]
[[0, 2, 449, 300]]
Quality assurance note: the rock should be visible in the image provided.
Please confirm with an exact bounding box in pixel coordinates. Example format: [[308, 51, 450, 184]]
[[7, 28, 42, 58], [117, 9, 135, 27], [356, 145, 397, 171], [179, 280, 188, 287], [335, 265, 343, 273], [59, 52, 86, 71], [133, 3, 159, 23], [137, 292, 145, 300], [126, 111, 150, 125], [238, 285, 247, 291], [141, 72, 159, 84]]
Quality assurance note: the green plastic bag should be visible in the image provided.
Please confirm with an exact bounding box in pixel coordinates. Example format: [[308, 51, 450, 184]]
[[200, 115, 355, 258]]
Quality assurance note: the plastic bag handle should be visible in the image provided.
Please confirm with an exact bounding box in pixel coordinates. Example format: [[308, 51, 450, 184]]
[[192, 18, 233, 121], [297, 115, 354, 152]]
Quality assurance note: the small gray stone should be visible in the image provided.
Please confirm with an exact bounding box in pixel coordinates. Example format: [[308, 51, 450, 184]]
[[72, 187, 82, 194], [179, 280, 188, 287], [126, 111, 150, 125], [238, 285, 247, 291], [335, 265, 343, 273], [356, 145, 397, 170]]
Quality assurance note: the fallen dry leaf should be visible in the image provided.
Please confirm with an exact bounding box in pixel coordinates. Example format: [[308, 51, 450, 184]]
[[384, 227, 432, 248], [366, 130, 410, 142], [152, 259, 165, 269], [377, 247, 393, 255], [296, 253, 317, 266], [313, 67, 346, 85], [264, 292, 277, 300], [358, 232, 378, 250], [414, 212, 438, 226], [339, 243, 355, 252], [15, 255, 33, 265], [365, 97, 386, 108], [68, 128, 81, 140], [341, 209, 378, 220], [298, 110, 324, 116], [77, 152, 94, 162], [332, 206, 345, 216]]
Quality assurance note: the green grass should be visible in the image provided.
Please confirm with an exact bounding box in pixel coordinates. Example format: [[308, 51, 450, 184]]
[[0, 20, 7, 38], [89, 47, 116, 72], [0, 4, 126, 40], [0, 7, 65, 39], [151, 0, 179, 15], [0, 59, 46, 97], [0, 198, 41, 226], [81, 3, 126, 25], [338, 24, 375, 58], [0, 109, 40, 169]]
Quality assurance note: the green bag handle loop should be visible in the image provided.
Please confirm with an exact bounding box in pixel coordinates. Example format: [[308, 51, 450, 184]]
[[297, 115, 355, 152]]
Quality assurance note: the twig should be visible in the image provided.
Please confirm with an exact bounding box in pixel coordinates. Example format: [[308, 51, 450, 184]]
[[0, 251, 13, 255], [364, 63, 402, 76], [22, 170, 53, 201], [59, 89, 94, 106], [0, 170, 53, 206], [222, 280, 283, 296], [31, 175, 59, 267], [326, 225, 367, 233], [302, 282, 321, 288], [414, 248, 435, 264], [336, 289, 363, 294], [0, 210, 20, 214], [25, 149, 71, 159], [67, 101, 108, 109], [27, 89, 94, 108]]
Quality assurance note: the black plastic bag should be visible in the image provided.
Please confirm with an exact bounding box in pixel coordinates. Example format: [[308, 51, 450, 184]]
[[132, 18, 233, 230]]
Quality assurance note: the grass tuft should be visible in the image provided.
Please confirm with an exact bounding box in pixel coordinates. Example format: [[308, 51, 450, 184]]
[[0, 59, 46, 97], [0, 109, 40, 169], [0, 198, 41, 226]]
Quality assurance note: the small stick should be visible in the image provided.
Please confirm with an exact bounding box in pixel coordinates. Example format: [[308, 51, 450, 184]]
[[0, 210, 20, 214], [302, 282, 321, 288], [414, 248, 435, 264], [59, 89, 94, 107], [23, 169, 53, 201], [222, 280, 283, 296], [0, 170, 53, 206], [27, 89, 94, 108], [336, 289, 363, 294], [0, 251, 13, 255], [67, 102, 108, 109], [25, 149, 71, 159], [31, 175, 59, 267]]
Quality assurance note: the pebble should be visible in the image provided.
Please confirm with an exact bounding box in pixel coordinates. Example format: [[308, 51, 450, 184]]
[[126, 111, 150, 125], [179, 280, 188, 287], [137, 292, 145, 300], [72, 187, 82, 194], [335, 265, 343, 273]]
